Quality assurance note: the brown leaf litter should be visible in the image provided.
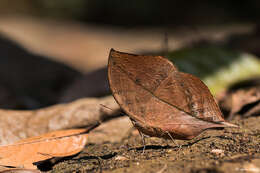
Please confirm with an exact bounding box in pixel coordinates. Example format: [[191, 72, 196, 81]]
[[0, 129, 90, 170], [0, 96, 120, 146], [219, 80, 260, 120]]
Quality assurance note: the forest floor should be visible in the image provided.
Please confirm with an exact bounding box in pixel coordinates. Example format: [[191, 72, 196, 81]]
[[50, 115, 260, 173]]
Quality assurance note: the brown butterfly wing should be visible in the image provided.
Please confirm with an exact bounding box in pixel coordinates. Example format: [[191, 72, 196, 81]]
[[153, 71, 225, 123], [108, 49, 177, 123], [108, 49, 228, 139], [179, 72, 225, 122]]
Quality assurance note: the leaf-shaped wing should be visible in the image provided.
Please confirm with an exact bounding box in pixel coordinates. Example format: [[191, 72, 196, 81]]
[[153, 71, 225, 122], [108, 49, 235, 139]]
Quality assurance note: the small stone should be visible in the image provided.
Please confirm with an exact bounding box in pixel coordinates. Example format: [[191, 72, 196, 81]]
[[211, 149, 225, 157], [114, 155, 128, 161], [243, 163, 260, 173]]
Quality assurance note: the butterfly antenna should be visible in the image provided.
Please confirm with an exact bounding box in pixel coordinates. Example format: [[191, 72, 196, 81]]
[[100, 104, 113, 111], [163, 31, 169, 56], [99, 104, 125, 116]]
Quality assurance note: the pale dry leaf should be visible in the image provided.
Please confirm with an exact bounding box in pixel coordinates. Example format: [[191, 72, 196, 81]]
[[0, 168, 41, 173], [0, 129, 89, 169], [219, 87, 260, 120], [230, 88, 260, 115], [0, 96, 119, 145], [87, 116, 132, 144]]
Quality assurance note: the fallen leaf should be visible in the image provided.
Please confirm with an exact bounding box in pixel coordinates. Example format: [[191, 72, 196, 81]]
[[0, 129, 91, 169], [0, 168, 41, 173], [108, 49, 237, 141], [230, 88, 260, 117], [0, 95, 119, 145], [219, 82, 260, 119], [87, 116, 132, 144]]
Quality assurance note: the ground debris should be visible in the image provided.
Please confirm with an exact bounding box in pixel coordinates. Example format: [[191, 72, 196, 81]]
[[0, 96, 120, 145], [50, 115, 260, 173]]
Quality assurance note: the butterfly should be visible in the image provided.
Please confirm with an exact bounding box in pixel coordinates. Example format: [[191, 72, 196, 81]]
[[108, 49, 237, 147]]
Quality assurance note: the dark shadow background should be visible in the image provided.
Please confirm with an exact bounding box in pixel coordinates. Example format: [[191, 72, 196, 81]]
[[0, 0, 259, 109], [0, 0, 260, 27]]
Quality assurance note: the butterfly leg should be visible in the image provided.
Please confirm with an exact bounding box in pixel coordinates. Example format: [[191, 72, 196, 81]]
[[129, 118, 148, 153], [166, 131, 181, 149], [138, 130, 147, 154]]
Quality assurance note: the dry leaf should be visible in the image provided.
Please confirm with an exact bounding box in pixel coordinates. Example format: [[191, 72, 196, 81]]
[[87, 116, 132, 144], [0, 168, 41, 173], [230, 88, 260, 116], [0, 96, 119, 145], [0, 129, 90, 169], [219, 87, 260, 120]]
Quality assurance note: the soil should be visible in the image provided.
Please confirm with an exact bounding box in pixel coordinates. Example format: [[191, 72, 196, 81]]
[[47, 115, 260, 173]]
